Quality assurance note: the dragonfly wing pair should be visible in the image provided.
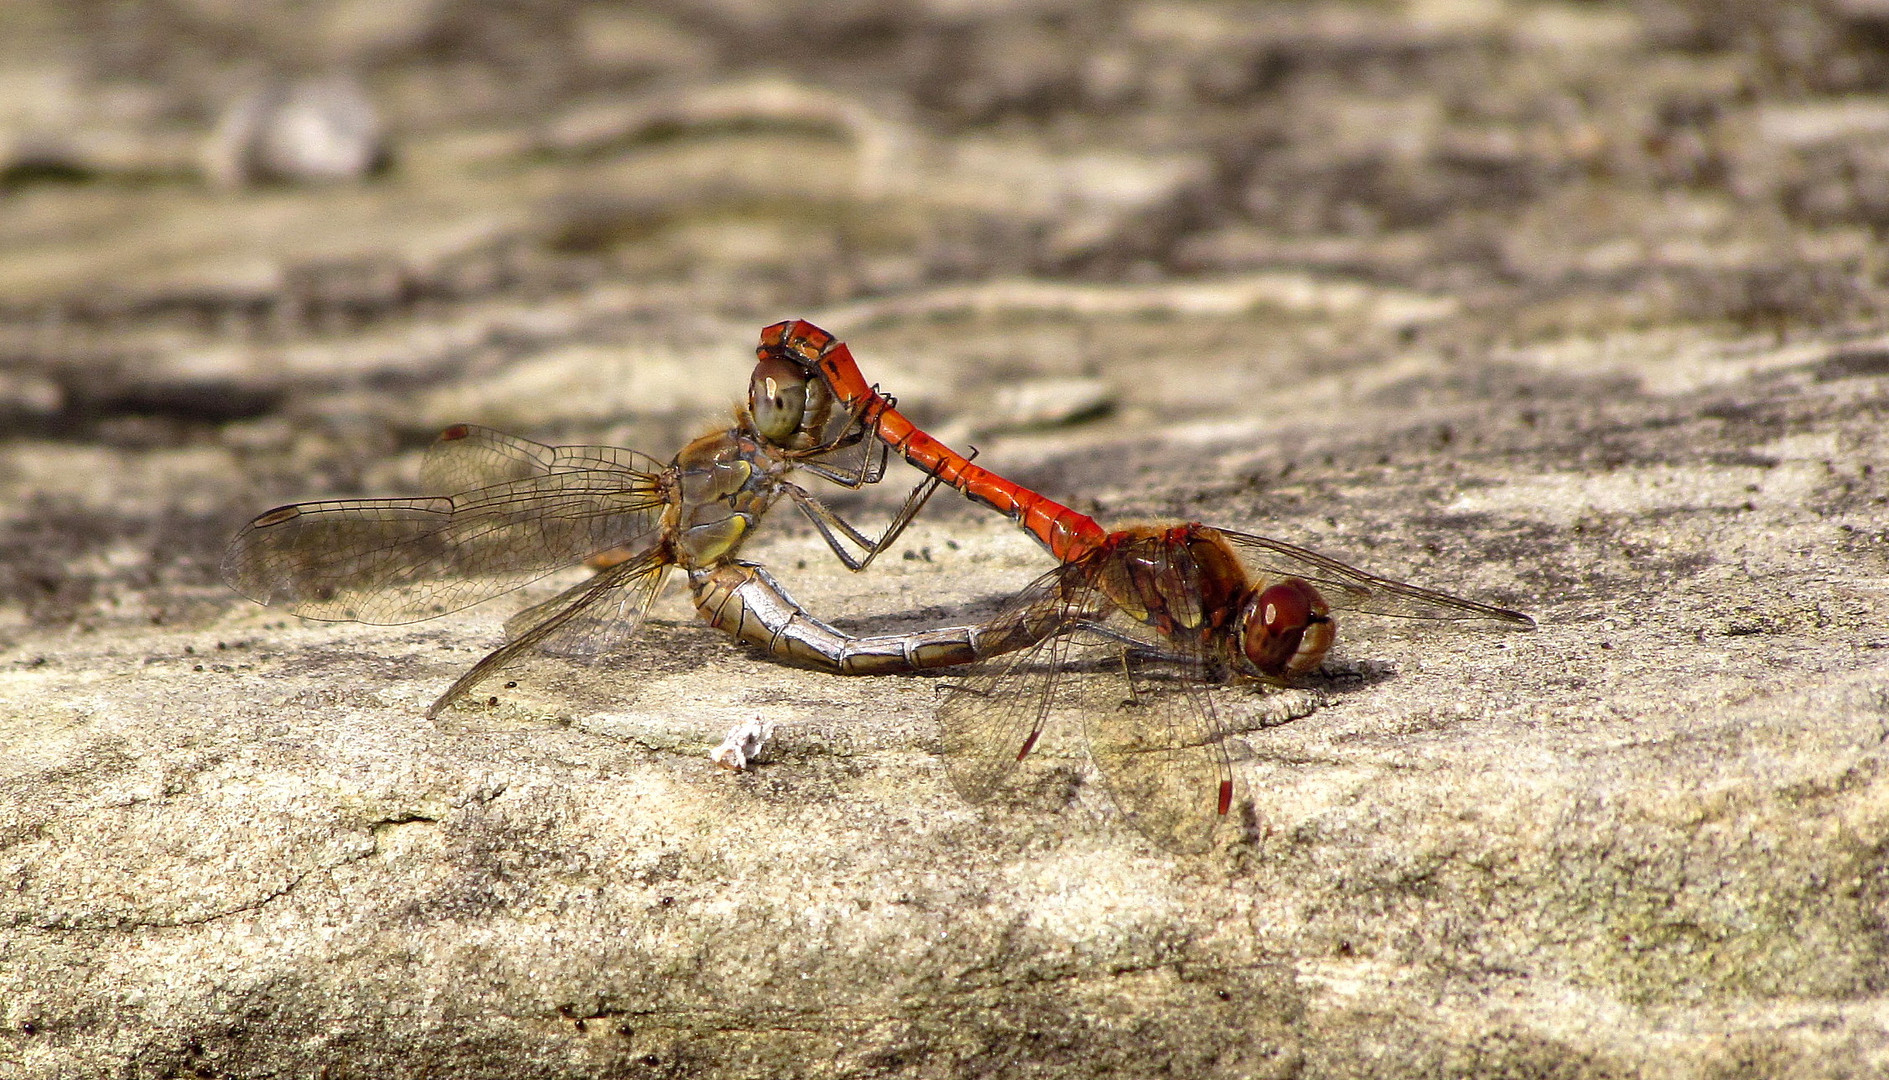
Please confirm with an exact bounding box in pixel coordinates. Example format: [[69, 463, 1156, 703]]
[[936, 552, 1234, 854], [223, 425, 675, 713]]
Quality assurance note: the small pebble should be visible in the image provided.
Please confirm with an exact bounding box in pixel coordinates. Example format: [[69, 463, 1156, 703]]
[[204, 75, 387, 188], [979, 377, 1115, 433]]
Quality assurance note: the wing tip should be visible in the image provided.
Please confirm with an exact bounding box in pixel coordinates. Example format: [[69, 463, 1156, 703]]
[[249, 505, 302, 528]]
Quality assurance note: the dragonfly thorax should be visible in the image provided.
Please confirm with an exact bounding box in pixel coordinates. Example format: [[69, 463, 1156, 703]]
[[672, 431, 786, 568]]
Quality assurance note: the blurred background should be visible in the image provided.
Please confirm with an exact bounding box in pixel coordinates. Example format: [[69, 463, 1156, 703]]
[[3, 0, 1888, 632]]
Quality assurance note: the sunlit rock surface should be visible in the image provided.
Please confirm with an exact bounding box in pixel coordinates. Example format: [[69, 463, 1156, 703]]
[[4, 2, 1889, 1076]]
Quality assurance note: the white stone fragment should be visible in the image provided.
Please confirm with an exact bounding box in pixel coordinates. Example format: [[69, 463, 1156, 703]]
[[709, 717, 775, 772]]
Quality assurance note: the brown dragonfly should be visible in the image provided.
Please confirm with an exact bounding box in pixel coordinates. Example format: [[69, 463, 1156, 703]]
[[222, 322, 974, 717]]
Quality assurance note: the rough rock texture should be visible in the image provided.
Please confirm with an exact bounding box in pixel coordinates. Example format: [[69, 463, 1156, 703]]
[[5, 1, 1889, 1076]]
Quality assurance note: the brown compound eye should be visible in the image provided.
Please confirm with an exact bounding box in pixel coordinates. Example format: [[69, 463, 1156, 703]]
[[1239, 579, 1334, 677], [749, 356, 810, 444]]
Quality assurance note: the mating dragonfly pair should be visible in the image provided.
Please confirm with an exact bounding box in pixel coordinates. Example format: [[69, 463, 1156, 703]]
[[225, 321, 1533, 851]]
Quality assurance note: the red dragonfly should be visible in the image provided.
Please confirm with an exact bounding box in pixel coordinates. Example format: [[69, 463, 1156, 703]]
[[706, 321, 1536, 851], [222, 322, 968, 717]]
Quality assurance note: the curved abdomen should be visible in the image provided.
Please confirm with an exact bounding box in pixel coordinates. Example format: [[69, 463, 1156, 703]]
[[689, 561, 1036, 674]]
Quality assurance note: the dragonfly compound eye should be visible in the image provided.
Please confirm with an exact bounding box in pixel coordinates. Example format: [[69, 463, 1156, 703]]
[[749, 357, 810, 444], [1240, 579, 1334, 677]]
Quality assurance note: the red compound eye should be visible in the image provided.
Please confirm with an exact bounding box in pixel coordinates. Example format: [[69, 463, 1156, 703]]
[[1240, 579, 1334, 677]]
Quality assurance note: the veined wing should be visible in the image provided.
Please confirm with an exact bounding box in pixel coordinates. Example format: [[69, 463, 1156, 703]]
[[1079, 639, 1232, 854], [935, 562, 1092, 805], [499, 544, 675, 660], [222, 467, 666, 624], [1075, 540, 1233, 853], [421, 423, 665, 496], [1218, 529, 1535, 627], [426, 547, 672, 718]]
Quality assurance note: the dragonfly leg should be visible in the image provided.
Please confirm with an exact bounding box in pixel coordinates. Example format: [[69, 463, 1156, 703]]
[[799, 387, 904, 487], [1064, 620, 1212, 678], [783, 467, 947, 572], [797, 431, 890, 488], [1118, 648, 1142, 707]]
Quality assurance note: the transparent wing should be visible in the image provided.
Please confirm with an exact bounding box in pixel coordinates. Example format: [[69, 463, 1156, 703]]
[[1218, 529, 1535, 627], [938, 557, 1233, 852], [222, 467, 666, 624], [935, 563, 1091, 804], [425, 548, 672, 718], [1080, 661, 1232, 854], [421, 424, 665, 496], [499, 554, 674, 660], [1076, 565, 1233, 854]]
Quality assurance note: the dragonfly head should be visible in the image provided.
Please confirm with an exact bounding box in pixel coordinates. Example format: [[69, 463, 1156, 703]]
[[1238, 578, 1334, 677], [749, 355, 835, 447]]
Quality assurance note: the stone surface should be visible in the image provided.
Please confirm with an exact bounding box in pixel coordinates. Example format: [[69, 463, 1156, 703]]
[[4, 1, 1889, 1076]]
